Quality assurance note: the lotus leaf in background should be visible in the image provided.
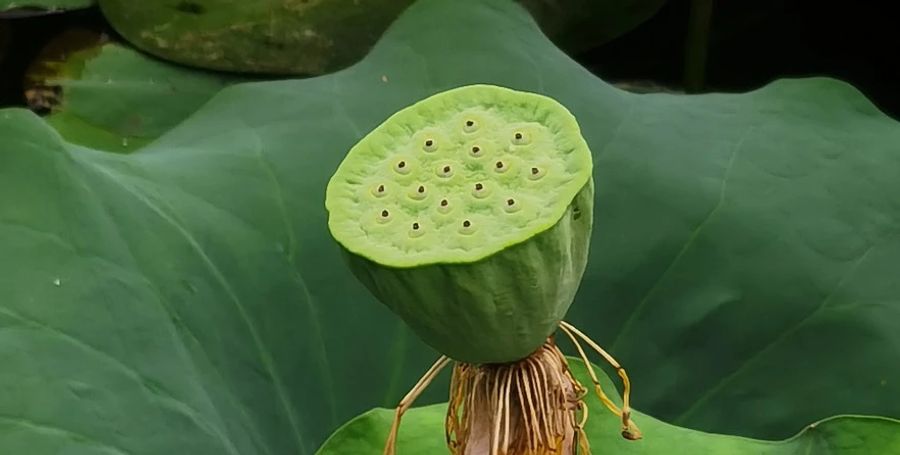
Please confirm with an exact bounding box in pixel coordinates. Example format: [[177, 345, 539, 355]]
[[0, 0, 93, 16], [522, 0, 666, 54], [97, 0, 416, 75], [25, 31, 243, 152], [317, 360, 900, 454], [1, 0, 899, 454], [96, 0, 667, 75]]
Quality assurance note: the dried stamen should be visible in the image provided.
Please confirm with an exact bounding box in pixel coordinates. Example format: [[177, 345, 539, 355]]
[[445, 337, 586, 455]]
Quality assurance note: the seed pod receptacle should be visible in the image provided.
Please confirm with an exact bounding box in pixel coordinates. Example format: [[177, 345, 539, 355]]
[[326, 84, 594, 363]]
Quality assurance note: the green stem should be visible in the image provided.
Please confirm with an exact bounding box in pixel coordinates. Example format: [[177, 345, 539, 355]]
[[683, 0, 714, 93]]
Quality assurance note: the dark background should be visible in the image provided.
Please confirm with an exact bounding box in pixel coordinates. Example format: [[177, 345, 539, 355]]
[[1, 0, 898, 118]]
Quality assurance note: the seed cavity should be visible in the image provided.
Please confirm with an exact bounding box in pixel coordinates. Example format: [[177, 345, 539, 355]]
[[504, 197, 521, 213], [438, 198, 451, 214], [409, 184, 428, 200], [494, 160, 508, 173], [472, 182, 490, 198], [458, 219, 475, 235], [394, 160, 411, 175], [371, 183, 387, 197], [512, 131, 530, 145], [528, 166, 546, 180], [469, 145, 483, 157], [423, 138, 438, 152], [463, 119, 478, 133], [409, 221, 425, 238], [436, 163, 454, 178], [377, 209, 392, 224]]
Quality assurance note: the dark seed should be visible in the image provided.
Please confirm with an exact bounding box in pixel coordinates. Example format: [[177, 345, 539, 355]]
[[440, 199, 448, 206], [377, 185, 385, 192], [475, 183, 484, 191], [443, 165, 451, 173], [472, 146, 480, 153], [398, 161, 406, 168], [507, 198, 515, 206], [381, 210, 389, 217], [425, 139, 433, 147], [466, 120, 474, 127], [515, 132, 523, 140], [418, 185, 425, 193], [412, 222, 420, 230], [495, 161, 504, 169], [463, 220, 471, 228], [531, 167, 539, 175]]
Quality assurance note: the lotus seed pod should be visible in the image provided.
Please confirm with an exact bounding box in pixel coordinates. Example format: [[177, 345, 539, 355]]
[[325, 84, 593, 363]]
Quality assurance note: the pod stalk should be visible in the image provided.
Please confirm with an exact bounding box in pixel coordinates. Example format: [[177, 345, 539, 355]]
[[382, 321, 641, 454]]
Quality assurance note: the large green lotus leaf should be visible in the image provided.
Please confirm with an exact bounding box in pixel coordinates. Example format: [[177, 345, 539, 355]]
[[1, 0, 899, 454], [96, 0, 664, 75], [317, 359, 900, 454], [30, 40, 243, 152]]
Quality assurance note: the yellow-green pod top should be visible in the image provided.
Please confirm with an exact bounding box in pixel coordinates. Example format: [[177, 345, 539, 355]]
[[325, 84, 593, 363]]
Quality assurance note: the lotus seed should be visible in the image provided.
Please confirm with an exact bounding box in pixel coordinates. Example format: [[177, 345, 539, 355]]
[[372, 184, 387, 197], [409, 222, 425, 238], [458, 218, 476, 235], [438, 198, 451, 214], [512, 131, 531, 145], [381, 210, 389, 217], [410, 184, 428, 200], [529, 166, 546, 180], [494, 161, 507, 173], [504, 198, 521, 213], [423, 139, 438, 152], [475, 183, 483, 191], [395, 160, 411, 174], [470, 145, 482, 156]]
